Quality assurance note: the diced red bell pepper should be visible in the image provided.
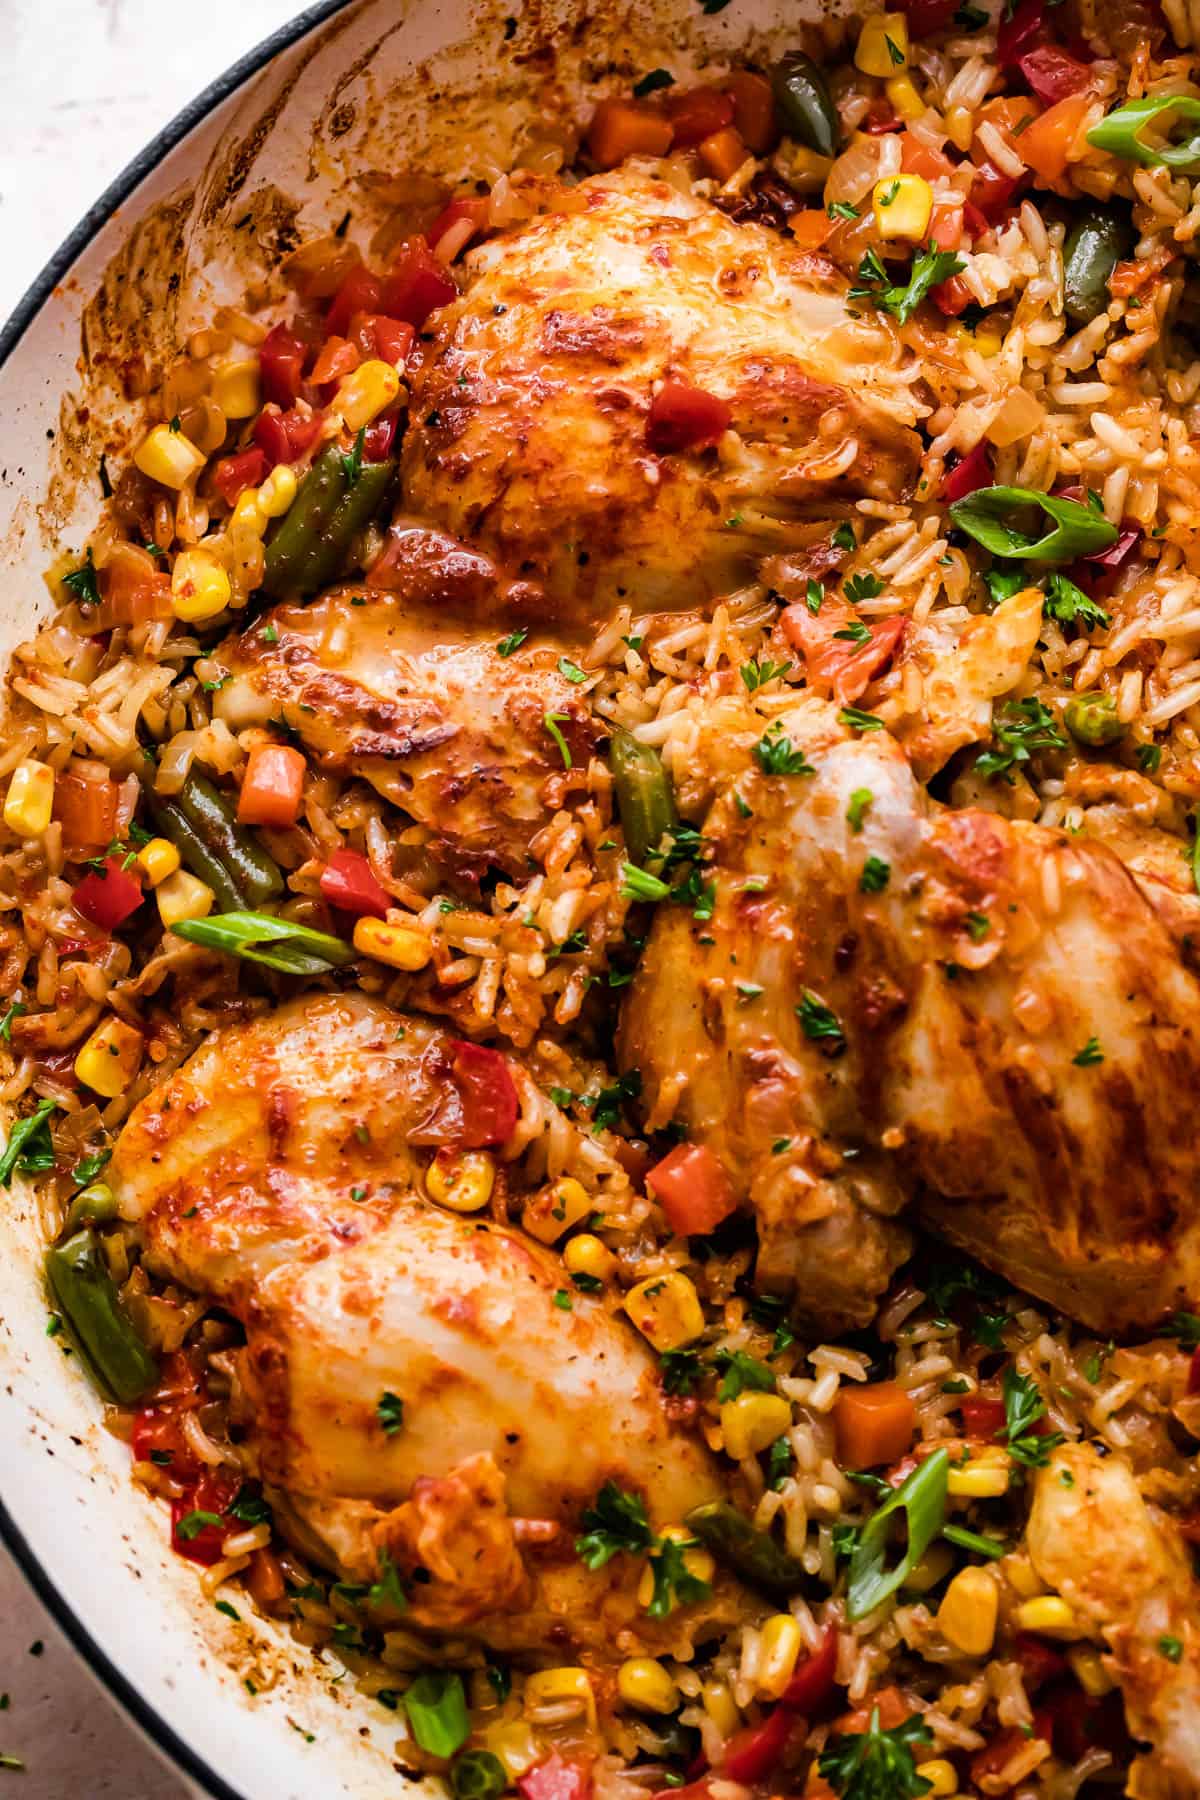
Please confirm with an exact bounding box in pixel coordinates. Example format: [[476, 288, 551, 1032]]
[[449, 1039, 519, 1147], [780, 1626, 840, 1714], [962, 200, 990, 240], [518, 1755, 591, 1800], [1086, 524, 1140, 570], [1042, 1684, 1130, 1762], [211, 448, 266, 508], [381, 237, 458, 328], [428, 197, 491, 259], [932, 274, 975, 317], [864, 110, 904, 135], [363, 410, 400, 460], [781, 604, 906, 706], [319, 848, 390, 919], [997, 0, 1045, 66], [325, 264, 384, 338], [647, 380, 731, 454], [647, 1143, 737, 1236], [131, 1407, 197, 1477], [259, 321, 309, 408], [1188, 1347, 1200, 1394], [170, 1468, 241, 1566], [253, 404, 323, 468], [1011, 1633, 1069, 1692], [900, 0, 958, 34], [941, 442, 994, 503], [369, 316, 416, 365], [930, 201, 964, 252], [720, 1703, 799, 1782], [971, 1725, 1042, 1788], [309, 335, 359, 386], [1018, 44, 1092, 103], [970, 158, 1022, 222], [901, 135, 957, 183], [72, 856, 143, 930], [960, 1394, 1006, 1437], [666, 87, 735, 148]]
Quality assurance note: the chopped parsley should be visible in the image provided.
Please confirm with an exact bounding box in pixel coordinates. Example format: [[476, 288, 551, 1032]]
[[645, 1533, 711, 1617], [376, 1391, 404, 1436], [965, 911, 990, 942], [1073, 1036, 1103, 1067], [753, 722, 815, 777], [553, 1288, 573, 1310], [0, 1099, 59, 1187], [661, 1348, 704, 1396], [833, 619, 872, 645], [575, 1481, 653, 1567], [633, 67, 675, 95], [1043, 571, 1110, 632], [588, 1069, 641, 1132], [840, 706, 883, 733], [847, 787, 873, 833], [844, 572, 884, 604], [766, 1435, 794, 1489], [1163, 1311, 1200, 1349], [713, 1348, 776, 1402], [806, 578, 824, 614], [849, 242, 966, 326], [819, 1707, 934, 1800], [741, 656, 792, 692], [832, 522, 857, 553], [796, 991, 845, 1050], [497, 628, 529, 657], [828, 201, 860, 222], [860, 855, 891, 894], [976, 697, 1066, 782], [1000, 1368, 1062, 1468], [62, 552, 100, 608], [340, 425, 366, 488], [1159, 1635, 1184, 1663], [557, 656, 588, 685], [0, 1002, 25, 1044], [1137, 743, 1162, 774]]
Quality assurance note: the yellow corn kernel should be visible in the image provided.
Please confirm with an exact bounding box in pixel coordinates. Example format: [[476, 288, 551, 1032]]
[[757, 1613, 804, 1699], [885, 72, 926, 122], [617, 1658, 679, 1716], [483, 1722, 541, 1779], [943, 103, 975, 153], [721, 1392, 792, 1462], [335, 359, 402, 431], [3, 760, 55, 838], [352, 915, 431, 971], [937, 1566, 999, 1656], [157, 870, 214, 929], [171, 547, 232, 623], [624, 1271, 705, 1351], [210, 356, 260, 420], [855, 12, 909, 75], [563, 1233, 616, 1283], [134, 423, 206, 490], [904, 1542, 956, 1594], [256, 464, 298, 518], [637, 1525, 715, 1609], [1001, 1553, 1044, 1600], [74, 1017, 144, 1099], [1015, 1596, 1083, 1639], [1068, 1646, 1114, 1697], [915, 1762, 959, 1797], [135, 837, 181, 888], [231, 489, 267, 536], [782, 144, 833, 191], [523, 1176, 592, 1244], [523, 1668, 595, 1727], [425, 1149, 495, 1213], [701, 1679, 740, 1739], [948, 1446, 1011, 1498], [873, 173, 933, 241]]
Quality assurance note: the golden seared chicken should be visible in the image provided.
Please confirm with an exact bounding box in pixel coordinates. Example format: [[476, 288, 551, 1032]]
[[403, 167, 923, 622], [1028, 1444, 1200, 1797], [619, 694, 1200, 1334], [213, 585, 595, 875], [110, 993, 735, 1655]]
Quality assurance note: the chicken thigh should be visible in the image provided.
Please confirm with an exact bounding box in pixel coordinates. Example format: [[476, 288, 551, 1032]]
[[619, 695, 1200, 1333], [110, 993, 733, 1654], [403, 166, 923, 623]]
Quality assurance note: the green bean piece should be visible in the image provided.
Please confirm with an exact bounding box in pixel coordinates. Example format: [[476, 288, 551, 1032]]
[[144, 794, 245, 913], [45, 1231, 158, 1404], [172, 910, 354, 976], [1065, 693, 1124, 747], [771, 53, 840, 159], [846, 1449, 949, 1620], [1063, 208, 1133, 324], [684, 1500, 809, 1599], [301, 457, 397, 593], [174, 772, 284, 908], [610, 729, 678, 866], [64, 1182, 119, 1232], [260, 448, 348, 597]]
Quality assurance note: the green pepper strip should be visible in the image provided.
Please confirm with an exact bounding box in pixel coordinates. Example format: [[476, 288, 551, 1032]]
[[173, 771, 284, 908], [261, 447, 396, 599], [771, 52, 840, 159], [1087, 93, 1200, 175], [685, 1499, 810, 1599], [610, 729, 679, 866], [1062, 208, 1133, 326], [45, 1231, 158, 1404], [64, 1182, 119, 1232], [172, 909, 354, 976], [846, 1449, 949, 1621], [948, 486, 1118, 564]]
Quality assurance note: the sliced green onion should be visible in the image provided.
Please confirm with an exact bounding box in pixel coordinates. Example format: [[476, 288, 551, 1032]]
[[403, 1670, 470, 1758], [949, 487, 1117, 563], [451, 1751, 508, 1800], [846, 1449, 949, 1620], [942, 1523, 1006, 1560], [1087, 92, 1200, 175], [171, 910, 353, 976]]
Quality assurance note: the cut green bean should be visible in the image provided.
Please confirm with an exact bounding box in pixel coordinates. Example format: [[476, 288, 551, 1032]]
[[846, 1449, 949, 1620], [172, 910, 354, 976], [173, 772, 284, 908], [64, 1182, 119, 1232], [610, 729, 678, 866], [685, 1500, 809, 1599], [45, 1231, 158, 1404], [260, 449, 348, 597], [771, 53, 840, 158], [144, 794, 244, 912], [301, 458, 397, 594]]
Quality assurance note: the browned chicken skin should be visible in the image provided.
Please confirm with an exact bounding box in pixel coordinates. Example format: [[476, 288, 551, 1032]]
[[619, 695, 1200, 1334]]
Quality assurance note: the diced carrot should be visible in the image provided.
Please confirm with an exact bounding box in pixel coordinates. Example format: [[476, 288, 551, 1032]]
[[647, 1143, 737, 1236], [790, 210, 832, 250], [835, 1686, 912, 1734], [237, 744, 306, 829], [587, 99, 674, 169], [972, 95, 1039, 163], [1019, 92, 1091, 184], [725, 70, 779, 153], [246, 1546, 287, 1613], [698, 127, 748, 183], [98, 541, 173, 629], [900, 133, 956, 182], [54, 767, 119, 854], [309, 335, 360, 386], [833, 1380, 916, 1468]]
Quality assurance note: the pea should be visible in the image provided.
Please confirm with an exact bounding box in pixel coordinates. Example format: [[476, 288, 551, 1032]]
[[770, 53, 840, 159], [1063, 208, 1133, 326], [451, 1751, 507, 1800], [1065, 693, 1124, 747]]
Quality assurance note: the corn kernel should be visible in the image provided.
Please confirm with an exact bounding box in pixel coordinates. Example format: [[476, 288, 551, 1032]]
[[426, 1149, 495, 1212], [915, 1762, 959, 1797], [335, 359, 402, 431], [257, 464, 297, 518], [352, 915, 431, 971], [757, 1613, 804, 1698], [637, 1525, 715, 1608], [134, 423, 206, 490], [701, 1679, 740, 1739], [624, 1271, 705, 1351], [210, 356, 260, 420], [3, 760, 55, 838], [74, 1017, 143, 1098], [482, 1722, 540, 1779], [885, 73, 925, 122], [135, 837, 181, 888], [231, 489, 267, 535], [937, 1566, 999, 1656], [721, 1392, 792, 1462], [1001, 1553, 1044, 1600], [157, 870, 214, 928], [523, 1176, 592, 1244], [904, 1542, 956, 1594], [873, 173, 933, 241], [948, 1447, 1011, 1498], [855, 13, 909, 75], [1068, 1646, 1114, 1696], [943, 103, 974, 152], [523, 1668, 595, 1727], [171, 547, 232, 622], [617, 1658, 679, 1715], [781, 144, 833, 191], [563, 1233, 616, 1283], [1015, 1596, 1083, 1639]]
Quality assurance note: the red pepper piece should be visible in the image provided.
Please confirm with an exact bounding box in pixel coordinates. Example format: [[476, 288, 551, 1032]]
[[941, 442, 994, 504], [900, 0, 958, 33], [997, 0, 1045, 67], [448, 1039, 519, 1148], [647, 1143, 737, 1236], [931, 273, 975, 317], [381, 237, 458, 328], [1085, 524, 1140, 570], [970, 158, 1023, 222], [170, 1469, 241, 1566], [211, 448, 266, 507], [72, 857, 143, 931], [960, 1394, 1007, 1437], [646, 380, 731, 454], [720, 1703, 799, 1782], [666, 87, 735, 148], [370, 316, 416, 365], [319, 849, 390, 919], [428, 196, 491, 257], [1011, 1632, 1069, 1692], [325, 264, 384, 338], [253, 404, 322, 467], [364, 410, 401, 460], [259, 321, 309, 408], [780, 1626, 840, 1714], [1017, 44, 1092, 102]]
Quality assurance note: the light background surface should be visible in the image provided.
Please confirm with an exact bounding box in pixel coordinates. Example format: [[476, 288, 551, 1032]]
[[0, 4, 304, 1790]]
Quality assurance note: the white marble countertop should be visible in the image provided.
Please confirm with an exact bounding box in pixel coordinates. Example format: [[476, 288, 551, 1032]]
[[0, 8, 308, 1791]]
